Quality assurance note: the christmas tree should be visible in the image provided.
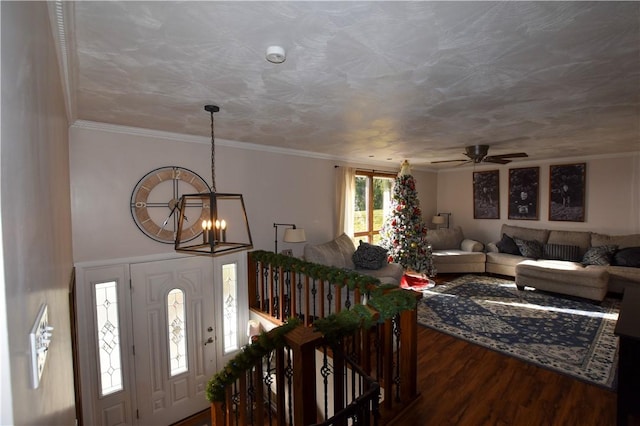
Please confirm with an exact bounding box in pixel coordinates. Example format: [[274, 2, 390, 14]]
[[380, 160, 436, 277]]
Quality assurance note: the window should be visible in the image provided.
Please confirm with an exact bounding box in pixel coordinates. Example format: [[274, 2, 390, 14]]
[[94, 281, 123, 396], [167, 288, 188, 376], [222, 262, 239, 354], [354, 171, 395, 244]]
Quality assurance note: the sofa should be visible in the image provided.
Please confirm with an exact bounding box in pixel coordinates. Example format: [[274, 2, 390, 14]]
[[486, 224, 640, 301], [426, 226, 486, 274], [303, 233, 404, 286]]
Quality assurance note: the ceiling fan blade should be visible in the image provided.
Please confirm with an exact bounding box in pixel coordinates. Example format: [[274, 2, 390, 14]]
[[431, 159, 467, 164], [487, 152, 528, 159], [484, 157, 511, 164]]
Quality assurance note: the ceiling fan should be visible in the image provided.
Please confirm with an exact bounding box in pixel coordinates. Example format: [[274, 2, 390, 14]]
[[432, 145, 528, 165]]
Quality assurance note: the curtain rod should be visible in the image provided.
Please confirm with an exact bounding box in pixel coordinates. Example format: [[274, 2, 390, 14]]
[[334, 165, 397, 175]]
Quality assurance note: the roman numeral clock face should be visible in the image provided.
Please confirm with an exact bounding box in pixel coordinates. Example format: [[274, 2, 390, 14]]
[[130, 166, 210, 244]]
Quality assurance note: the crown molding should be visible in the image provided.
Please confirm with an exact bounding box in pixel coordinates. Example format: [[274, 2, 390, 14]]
[[48, 1, 77, 124], [70, 119, 405, 169]]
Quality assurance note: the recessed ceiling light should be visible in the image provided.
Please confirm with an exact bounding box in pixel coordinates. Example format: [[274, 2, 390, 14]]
[[266, 46, 286, 64]]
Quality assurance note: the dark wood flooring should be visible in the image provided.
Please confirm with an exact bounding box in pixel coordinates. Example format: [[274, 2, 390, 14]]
[[391, 323, 619, 426], [390, 273, 631, 426]]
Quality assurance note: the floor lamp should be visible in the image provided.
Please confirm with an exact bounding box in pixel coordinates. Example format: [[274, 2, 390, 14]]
[[432, 213, 451, 229], [273, 223, 306, 254]]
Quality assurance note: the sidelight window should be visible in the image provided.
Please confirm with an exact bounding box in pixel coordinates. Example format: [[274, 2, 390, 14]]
[[167, 288, 188, 376], [94, 281, 123, 396], [222, 262, 238, 353]]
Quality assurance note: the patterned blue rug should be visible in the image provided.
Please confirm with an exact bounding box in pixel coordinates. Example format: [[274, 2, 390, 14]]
[[417, 274, 619, 390]]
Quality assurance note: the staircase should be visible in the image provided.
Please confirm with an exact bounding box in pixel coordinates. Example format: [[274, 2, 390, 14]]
[[209, 251, 422, 425]]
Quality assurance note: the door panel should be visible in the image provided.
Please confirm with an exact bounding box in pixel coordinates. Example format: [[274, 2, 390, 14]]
[[76, 264, 135, 426], [131, 256, 215, 426]]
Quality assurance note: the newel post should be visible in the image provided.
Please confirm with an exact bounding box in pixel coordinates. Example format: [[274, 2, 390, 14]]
[[284, 325, 324, 425]]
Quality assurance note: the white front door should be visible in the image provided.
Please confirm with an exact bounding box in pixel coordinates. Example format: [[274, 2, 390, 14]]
[[131, 256, 216, 425]]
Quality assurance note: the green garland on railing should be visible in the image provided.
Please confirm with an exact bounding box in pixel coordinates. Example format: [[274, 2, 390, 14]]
[[206, 317, 301, 403], [312, 304, 376, 344], [206, 251, 419, 403], [251, 250, 387, 294]]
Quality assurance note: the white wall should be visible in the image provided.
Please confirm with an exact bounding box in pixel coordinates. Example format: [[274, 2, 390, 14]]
[[436, 154, 640, 244], [1, 2, 76, 424], [70, 124, 439, 263], [70, 125, 332, 262]]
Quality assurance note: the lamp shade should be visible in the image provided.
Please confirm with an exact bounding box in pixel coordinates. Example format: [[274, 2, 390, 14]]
[[432, 215, 446, 225], [283, 228, 306, 243]]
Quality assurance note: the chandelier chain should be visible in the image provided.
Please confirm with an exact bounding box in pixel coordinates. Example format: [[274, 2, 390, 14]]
[[209, 109, 216, 192]]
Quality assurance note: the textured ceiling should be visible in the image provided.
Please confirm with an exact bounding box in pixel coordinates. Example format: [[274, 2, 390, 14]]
[[58, 1, 640, 168]]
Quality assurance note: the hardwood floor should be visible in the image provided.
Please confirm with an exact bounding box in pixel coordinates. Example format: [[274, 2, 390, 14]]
[[390, 324, 621, 426], [391, 273, 634, 426]]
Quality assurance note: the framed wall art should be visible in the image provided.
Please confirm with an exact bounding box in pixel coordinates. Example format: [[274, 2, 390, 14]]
[[508, 167, 539, 220], [473, 170, 500, 219], [549, 163, 586, 222]]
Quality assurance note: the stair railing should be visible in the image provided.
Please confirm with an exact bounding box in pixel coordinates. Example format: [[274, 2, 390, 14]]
[[210, 322, 381, 425], [244, 250, 422, 423]]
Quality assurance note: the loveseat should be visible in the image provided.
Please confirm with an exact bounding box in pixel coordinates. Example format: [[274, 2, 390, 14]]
[[303, 233, 404, 286], [426, 226, 486, 274], [486, 224, 640, 301]]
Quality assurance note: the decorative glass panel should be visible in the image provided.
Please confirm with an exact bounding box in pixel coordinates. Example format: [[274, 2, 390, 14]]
[[94, 281, 123, 396], [222, 263, 238, 353], [167, 288, 188, 376]]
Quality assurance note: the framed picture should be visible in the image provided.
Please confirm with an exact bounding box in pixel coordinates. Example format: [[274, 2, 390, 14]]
[[473, 170, 500, 219], [281, 249, 293, 257], [508, 167, 539, 220], [549, 163, 586, 222]]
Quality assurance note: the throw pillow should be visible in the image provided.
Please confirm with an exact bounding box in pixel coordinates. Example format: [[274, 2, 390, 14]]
[[581, 245, 618, 266], [543, 243, 581, 262], [514, 238, 543, 259], [352, 241, 388, 270], [612, 246, 640, 268], [496, 233, 521, 255]]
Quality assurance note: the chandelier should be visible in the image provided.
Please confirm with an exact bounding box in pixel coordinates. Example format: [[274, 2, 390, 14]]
[[174, 105, 253, 256]]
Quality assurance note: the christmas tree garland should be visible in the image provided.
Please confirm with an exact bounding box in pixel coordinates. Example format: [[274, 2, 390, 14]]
[[206, 251, 418, 402]]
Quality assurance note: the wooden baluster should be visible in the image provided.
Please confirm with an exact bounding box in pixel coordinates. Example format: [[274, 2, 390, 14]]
[[253, 358, 265, 425], [278, 267, 285, 320], [247, 253, 258, 309], [319, 279, 325, 319], [275, 347, 287, 426], [290, 271, 297, 320], [238, 374, 247, 425], [304, 276, 311, 326]]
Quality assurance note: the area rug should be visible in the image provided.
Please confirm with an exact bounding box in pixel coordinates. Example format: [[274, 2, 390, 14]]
[[417, 274, 620, 390], [400, 274, 435, 290]]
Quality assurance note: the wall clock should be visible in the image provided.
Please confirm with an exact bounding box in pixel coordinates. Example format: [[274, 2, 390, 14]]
[[130, 166, 210, 244]]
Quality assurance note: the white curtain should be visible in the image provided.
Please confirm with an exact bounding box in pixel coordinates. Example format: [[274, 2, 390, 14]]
[[335, 166, 355, 237]]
